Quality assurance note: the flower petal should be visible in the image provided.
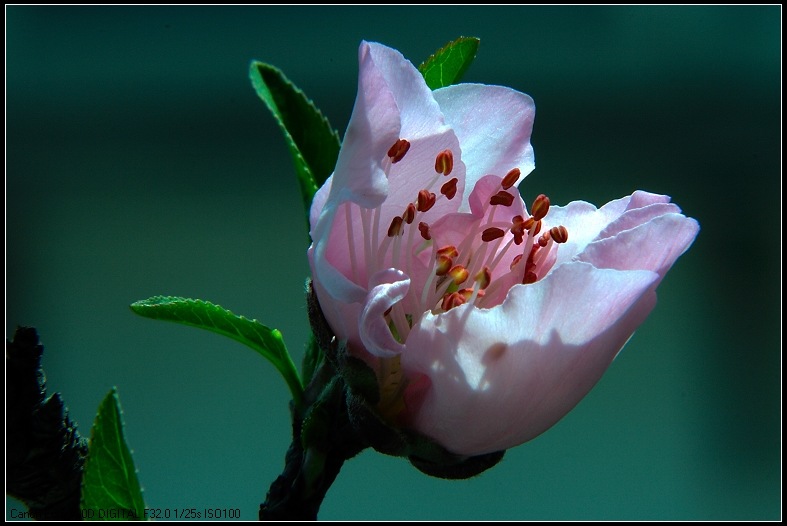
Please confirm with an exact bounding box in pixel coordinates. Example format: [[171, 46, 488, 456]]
[[359, 269, 411, 358], [544, 191, 679, 265], [309, 174, 332, 235], [595, 202, 681, 241], [327, 42, 401, 209], [402, 262, 660, 455], [434, 84, 536, 208], [578, 213, 700, 278]]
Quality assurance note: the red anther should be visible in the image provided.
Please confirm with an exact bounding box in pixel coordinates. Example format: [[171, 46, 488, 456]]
[[403, 203, 416, 224], [418, 221, 431, 240], [440, 177, 459, 200], [441, 292, 466, 311], [455, 288, 486, 302], [538, 231, 551, 247], [387, 139, 411, 163], [501, 168, 521, 189], [511, 215, 525, 241], [448, 265, 469, 285], [384, 306, 393, 317], [435, 255, 453, 276], [531, 194, 550, 221], [490, 190, 515, 207], [521, 218, 542, 234], [550, 225, 569, 243], [510, 254, 523, 270], [417, 190, 436, 212], [387, 216, 404, 237], [482, 227, 506, 242], [522, 271, 538, 284], [434, 149, 454, 175], [437, 245, 459, 259], [475, 267, 491, 290], [457, 288, 480, 301]]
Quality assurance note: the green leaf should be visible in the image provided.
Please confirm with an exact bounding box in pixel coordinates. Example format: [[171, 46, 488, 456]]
[[250, 61, 341, 229], [418, 36, 481, 90], [81, 388, 145, 521], [130, 296, 304, 409]]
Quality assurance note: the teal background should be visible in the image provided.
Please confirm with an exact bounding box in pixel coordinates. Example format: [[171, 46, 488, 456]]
[[6, 6, 780, 520]]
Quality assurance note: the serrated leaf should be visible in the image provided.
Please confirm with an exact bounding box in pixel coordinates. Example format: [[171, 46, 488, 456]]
[[130, 296, 303, 408], [250, 61, 340, 230], [418, 37, 480, 90], [81, 388, 145, 521]]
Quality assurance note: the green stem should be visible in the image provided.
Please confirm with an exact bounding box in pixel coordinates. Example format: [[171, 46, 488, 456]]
[[260, 356, 366, 520], [276, 355, 305, 413]]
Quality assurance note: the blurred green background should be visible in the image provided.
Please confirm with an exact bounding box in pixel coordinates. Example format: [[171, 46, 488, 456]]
[[6, 6, 780, 520]]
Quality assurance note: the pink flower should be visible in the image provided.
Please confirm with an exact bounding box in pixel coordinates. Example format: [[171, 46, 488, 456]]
[[308, 41, 699, 456]]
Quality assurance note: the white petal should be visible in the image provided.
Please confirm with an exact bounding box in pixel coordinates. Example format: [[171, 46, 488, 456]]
[[402, 262, 659, 455], [434, 84, 535, 209], [359, 269, 410, 358]]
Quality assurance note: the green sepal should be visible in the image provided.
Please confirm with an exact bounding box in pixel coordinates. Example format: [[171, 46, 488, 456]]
[[300, 376, 342, 452], [301, 332, 324, 389], [418, 36, 481, 90], [80, 388, 146, 520], [250, 61, 340, 230], [405, 431, 505, 480]]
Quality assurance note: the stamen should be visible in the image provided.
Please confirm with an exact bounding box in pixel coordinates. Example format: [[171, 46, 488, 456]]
[[345, 204, 359, 283], [490, 191, 515, 207], [435, 149, 454, 175], [387, 139, 411, 163], [523, 270, 538, 284], [538, 231, 551, 247], [531, 194, 550, 221], [435, 255, 453, 276], [510, 253, 523, 271], [511, 215, 525, 245], [403, 203, 416, 224], [475, 267, 491, 290], [417, 190, 436, 212], [440, 177, 458, 200], [448, 265, 469, 285], [501, 168, 521, 189], [482, 227, 506, 242], [441, 292, 465, 311], [437, 245, 459, 259], [418, 221, 431, 240], [521, 217, 542, 235], [387, 216, 404, 237], [550, 225, 569, 243]]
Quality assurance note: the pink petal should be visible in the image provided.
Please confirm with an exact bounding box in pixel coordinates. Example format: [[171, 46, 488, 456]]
[[434, 84, 536, 208], [402, 262, 659, 455], [595, 202, 681, 241], [544, 192, 679, 265], [578, 213, 699, 278], [359, 269, 410, 358], [309, 174, 332, 236]]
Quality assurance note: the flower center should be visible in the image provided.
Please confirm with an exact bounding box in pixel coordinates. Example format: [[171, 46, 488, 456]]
[[341, 138, 568, 343]]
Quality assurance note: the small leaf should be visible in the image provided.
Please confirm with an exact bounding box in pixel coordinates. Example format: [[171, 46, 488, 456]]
[[130, 296, 303, 409], [81, 388, 145, 520], [250, 61, 340, 228], [418, 36, 480, 90]]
